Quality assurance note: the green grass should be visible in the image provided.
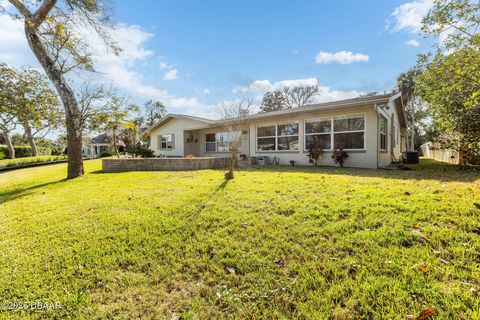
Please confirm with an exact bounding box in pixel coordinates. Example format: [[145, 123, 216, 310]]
[[0, 159, 479, 319], [0, 155, 67, 168]]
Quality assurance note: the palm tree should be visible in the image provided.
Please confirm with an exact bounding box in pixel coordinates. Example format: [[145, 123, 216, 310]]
[[396, 68, 421, 150]]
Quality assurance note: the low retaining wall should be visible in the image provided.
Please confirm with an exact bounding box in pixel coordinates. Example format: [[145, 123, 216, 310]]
[[102, 157, 229, 172]]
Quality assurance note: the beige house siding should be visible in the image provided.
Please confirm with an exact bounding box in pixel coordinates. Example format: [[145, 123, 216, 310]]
[[149, 117, 210, 157], [246, 105, 379, 168], [147, 95, 406, 168], [378, 98, 404, 166]]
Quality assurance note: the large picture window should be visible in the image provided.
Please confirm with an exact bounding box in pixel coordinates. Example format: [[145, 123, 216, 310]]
[[305, 118, 332, 149], [257, 122, 299, 151], [333, 114, 365, 149], [205, 131, 241, 152], [380, 115, 387, 150]]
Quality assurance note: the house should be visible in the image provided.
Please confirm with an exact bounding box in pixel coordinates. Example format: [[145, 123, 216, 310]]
[[82, 133, 111, 158], [144, 93, 408, 168]]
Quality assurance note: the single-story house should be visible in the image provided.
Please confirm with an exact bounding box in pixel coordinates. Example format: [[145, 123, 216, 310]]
[[82, 133, 111, 158], [144, 93, 408, 168]]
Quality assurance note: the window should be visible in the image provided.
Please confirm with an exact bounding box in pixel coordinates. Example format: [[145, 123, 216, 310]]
[[205, 131, 241, 152], [333, 114, 365, 149], [380, 115, 387, 150], [159, 134, 174, 150], [257, 122, 299, 151], [305, 118, 332, 149]]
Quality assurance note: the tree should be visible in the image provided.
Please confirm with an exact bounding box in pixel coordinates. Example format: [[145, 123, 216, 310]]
[[0, 64, 18, 158], [5, 66, 62, 156], [143, 100, 166, 127], [415, 0, 480, 164], [396, 68, 424, 151], [416, 48, 480, 164], [218, 99, 253, 180], [259, 85, 319, 113], [0, 113, 17, 159], [4, 0, 116, 178], [282, 85, 319, 109], [259, 91, 286, 113], [93, 96, 138, 158]]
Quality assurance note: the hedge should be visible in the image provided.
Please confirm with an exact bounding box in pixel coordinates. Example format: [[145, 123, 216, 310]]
[[0, 146, 52, 159]]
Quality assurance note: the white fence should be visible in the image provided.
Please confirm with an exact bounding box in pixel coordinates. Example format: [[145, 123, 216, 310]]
[[420, 142, 459, 164]]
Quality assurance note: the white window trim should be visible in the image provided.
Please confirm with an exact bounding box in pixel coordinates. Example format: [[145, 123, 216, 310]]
[[303, 113, 366, 151], [304, 117, 332, 151], [159, 133, 174, 150], [256, 121, 300, 152]]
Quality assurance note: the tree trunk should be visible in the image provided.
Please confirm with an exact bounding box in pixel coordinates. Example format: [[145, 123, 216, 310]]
[[3, 132, 15, 159], [112, 128, 119, 158], [24, 24, 84, 178], [22, 122, 38, 156]]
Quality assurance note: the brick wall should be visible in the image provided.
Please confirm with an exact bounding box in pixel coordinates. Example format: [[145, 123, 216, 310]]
[[102, 157, 229, 172]]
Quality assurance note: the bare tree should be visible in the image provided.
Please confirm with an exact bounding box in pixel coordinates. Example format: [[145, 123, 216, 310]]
[[5, 0, 117, 178], [259, 85, 320, 113], [218, 99, 253, 180], [282, 85, 319, 109], [76, 82, 114, 132]]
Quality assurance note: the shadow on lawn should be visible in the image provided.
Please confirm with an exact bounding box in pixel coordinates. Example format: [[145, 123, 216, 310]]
[[235, 163, 480, 183], [0, 178, 67, 205]]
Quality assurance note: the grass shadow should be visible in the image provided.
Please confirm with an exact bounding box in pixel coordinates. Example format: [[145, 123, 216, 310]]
[[0, 178, 67, 205]]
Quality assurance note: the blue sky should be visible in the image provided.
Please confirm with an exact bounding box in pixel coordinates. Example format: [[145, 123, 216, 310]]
[[0, 0, 435, 118]]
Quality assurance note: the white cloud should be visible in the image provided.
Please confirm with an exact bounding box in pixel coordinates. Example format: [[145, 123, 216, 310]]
[[405, 39, 420, 47], [0, 14, 36, 66], [292, 49, 299, 54], [203, 89, 210, 94], [0, 12, 203, 111], [315, 51, 369, 64], [235, 77, 360, 103], [163, 69, 178, 80], [390, 0, 434, 33]]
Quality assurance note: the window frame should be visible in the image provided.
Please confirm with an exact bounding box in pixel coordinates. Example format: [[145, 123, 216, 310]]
[[379, 115, 387, 151], [256, 121, 300, 152], [304, 117, 333, 151], [205, 131, 242, 153], [159, 134, 174, 150], [303, 113, 366, 151]]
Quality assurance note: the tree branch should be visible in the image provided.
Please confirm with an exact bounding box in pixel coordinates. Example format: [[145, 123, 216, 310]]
[[32, 0, 58, 27], [8, 0, 32, 18]]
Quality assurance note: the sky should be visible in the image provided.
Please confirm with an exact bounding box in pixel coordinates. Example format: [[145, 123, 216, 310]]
[[0, 0, 436, 120]]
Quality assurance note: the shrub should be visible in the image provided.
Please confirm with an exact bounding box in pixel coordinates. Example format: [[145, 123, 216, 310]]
[[332, 145, 349, 167], [0, 145, 51, 158], [0, 147, 6, 160], [124, 146, 154, 158], [307, 140, 324, 166], [99, 151, 113, 158]]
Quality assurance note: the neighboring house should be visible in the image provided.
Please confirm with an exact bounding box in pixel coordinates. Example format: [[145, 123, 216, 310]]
[[145, 93, 408, 168], [82, 133, 110, 158]]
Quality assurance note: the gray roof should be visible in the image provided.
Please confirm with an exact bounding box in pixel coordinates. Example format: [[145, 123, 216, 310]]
[[146, 93, 402, 134]]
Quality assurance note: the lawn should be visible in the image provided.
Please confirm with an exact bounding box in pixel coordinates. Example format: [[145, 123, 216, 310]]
[[0, 155, 67, 169], [0, 159, 479, 319]]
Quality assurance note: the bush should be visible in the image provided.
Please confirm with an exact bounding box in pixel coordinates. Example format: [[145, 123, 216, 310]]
[[307, 140, 324, 166], [125, 146, 155, 158], [0, 145, 52, 158], [99, 151, 113, 158], [332, 145, 349, 167]]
